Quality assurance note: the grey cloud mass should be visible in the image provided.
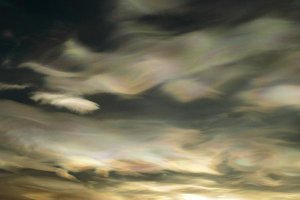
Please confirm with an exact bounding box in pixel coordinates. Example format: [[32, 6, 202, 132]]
[[0, 0, 300, 199]]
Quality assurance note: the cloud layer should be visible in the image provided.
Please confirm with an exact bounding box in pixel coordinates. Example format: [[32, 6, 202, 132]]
[[0, 1, 300, 199]]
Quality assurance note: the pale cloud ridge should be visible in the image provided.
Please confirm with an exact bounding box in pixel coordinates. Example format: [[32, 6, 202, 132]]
[[31, 92, 99, 114]]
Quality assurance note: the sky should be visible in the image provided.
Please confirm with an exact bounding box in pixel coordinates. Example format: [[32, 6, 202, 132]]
[[0, 1, 300, 199]]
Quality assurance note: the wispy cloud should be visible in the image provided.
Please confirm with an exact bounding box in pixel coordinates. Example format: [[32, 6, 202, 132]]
[[31, 92, 99, 114]]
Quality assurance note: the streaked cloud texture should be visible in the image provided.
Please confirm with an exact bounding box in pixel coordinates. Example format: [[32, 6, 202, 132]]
[[0, 1, 299, 199]]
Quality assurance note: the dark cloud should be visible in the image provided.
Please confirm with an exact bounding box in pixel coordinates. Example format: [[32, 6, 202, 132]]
[[0, 1, 300, 199]]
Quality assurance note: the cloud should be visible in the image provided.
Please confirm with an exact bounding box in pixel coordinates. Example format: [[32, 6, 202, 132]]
[[0, 100, 300, 199], [0, 83, 30, 90], [1, 4, 300, 199], [17, 18, 297, 105], [239, 85, 300, 110], [31, 92, 99, 114]]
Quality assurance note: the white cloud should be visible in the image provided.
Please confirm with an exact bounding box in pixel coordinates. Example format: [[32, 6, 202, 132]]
[[31, 92, 99, 114], [0, 83, 29, 90]]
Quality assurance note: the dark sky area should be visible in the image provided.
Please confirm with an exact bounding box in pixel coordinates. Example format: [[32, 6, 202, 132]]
[[0, 1, 300, 199]]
